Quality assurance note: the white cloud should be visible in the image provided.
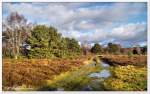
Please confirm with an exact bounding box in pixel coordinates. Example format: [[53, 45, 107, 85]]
[[3, 2, 147, 47], [74, 21, 96, 30], [3, 3, 146, 25], [109, 23, 147, 42], [61, 22, 147, 47]]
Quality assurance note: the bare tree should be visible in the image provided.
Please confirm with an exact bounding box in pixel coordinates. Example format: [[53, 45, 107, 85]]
[[81, 41, 91, 55], [3, 12, 32, 59]]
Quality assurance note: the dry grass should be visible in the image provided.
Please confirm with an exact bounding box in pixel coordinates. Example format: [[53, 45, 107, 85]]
[[102, 55, 147, 66], [2, 58, 87, 89]]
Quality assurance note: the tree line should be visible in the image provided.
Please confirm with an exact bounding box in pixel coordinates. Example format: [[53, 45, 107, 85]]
[[90, 43, 147, 55], [2, 12, 147, 59], [2, 12, 81, 59]]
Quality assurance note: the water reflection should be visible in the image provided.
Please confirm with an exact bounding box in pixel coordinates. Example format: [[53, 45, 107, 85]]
[[88, 61, 111, 79], [88, 69, 110, 78], [101, 62, 110, 68]]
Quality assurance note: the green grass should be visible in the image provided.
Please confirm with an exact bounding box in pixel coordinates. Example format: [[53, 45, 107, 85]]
[[38, 64, 102, 91]]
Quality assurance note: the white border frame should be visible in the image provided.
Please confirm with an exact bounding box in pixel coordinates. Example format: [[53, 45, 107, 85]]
[[0, 0, 149, 94]]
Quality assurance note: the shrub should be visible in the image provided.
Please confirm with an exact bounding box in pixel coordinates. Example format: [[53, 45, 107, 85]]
[[103, 65, 147, 91], [91, 43, 103, 54]]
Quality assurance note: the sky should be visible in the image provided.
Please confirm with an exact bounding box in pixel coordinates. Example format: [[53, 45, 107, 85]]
[[2, 2, 147, 47]]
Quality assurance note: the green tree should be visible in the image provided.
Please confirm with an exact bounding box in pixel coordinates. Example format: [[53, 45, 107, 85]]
[[3, 13, 82, 59], [107, 43, 121, 54], [91, 43, 103, 54], [27, 25, 59, 58], [65, 38, 81, 53], [26, 25, 81, 59]]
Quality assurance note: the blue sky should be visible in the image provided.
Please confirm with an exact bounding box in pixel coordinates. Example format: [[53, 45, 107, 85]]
[[3, 2, 147, 47]]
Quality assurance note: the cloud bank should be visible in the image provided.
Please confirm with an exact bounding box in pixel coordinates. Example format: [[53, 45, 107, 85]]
[[3, 2, 147, 47]]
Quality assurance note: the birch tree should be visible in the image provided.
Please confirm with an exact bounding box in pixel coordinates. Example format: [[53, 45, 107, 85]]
[[3, 12, 32, 59]]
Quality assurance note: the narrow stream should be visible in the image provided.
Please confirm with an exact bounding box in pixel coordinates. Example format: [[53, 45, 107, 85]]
[[88, 61, 111, 78], [56, 58, 112, 91], [82, 60, 111, 91]]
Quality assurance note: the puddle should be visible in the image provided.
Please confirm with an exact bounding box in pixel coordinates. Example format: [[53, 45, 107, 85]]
[[88, 69, 111, 78], [82, 85, 93, 91], [101, 62, 110, 68]]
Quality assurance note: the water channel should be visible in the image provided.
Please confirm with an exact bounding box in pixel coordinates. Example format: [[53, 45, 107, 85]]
[[82, 58, 111, 91], [56, 57, 112, 91]]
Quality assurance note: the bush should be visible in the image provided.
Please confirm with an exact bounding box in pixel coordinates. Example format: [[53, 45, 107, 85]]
[[103, 65, 147, 91], [128, 52, 133, 58], [91, 43, 103, 54]]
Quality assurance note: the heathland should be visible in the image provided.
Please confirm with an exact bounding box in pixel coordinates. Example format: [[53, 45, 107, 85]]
[[2, 12, 147, 91]]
